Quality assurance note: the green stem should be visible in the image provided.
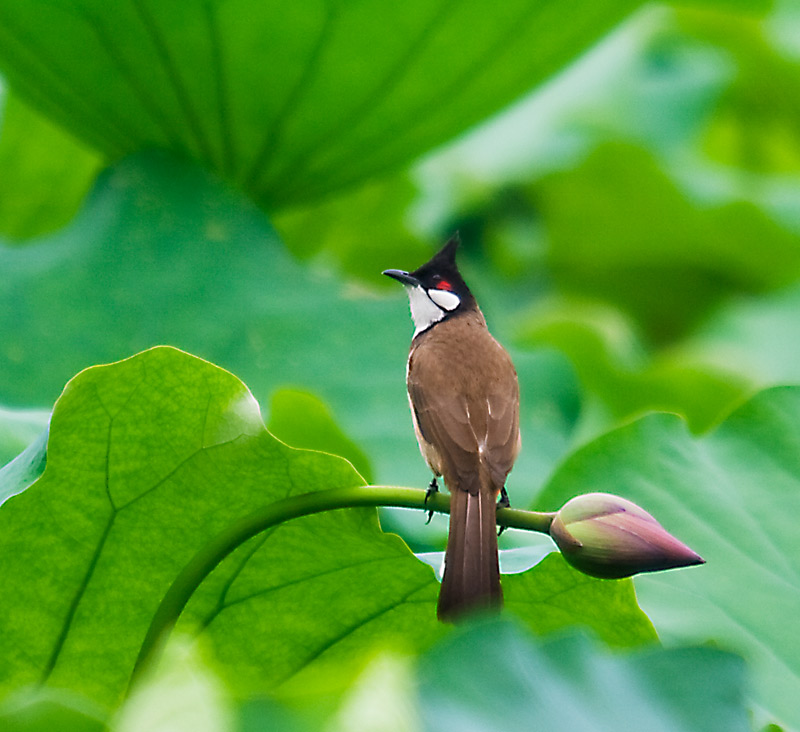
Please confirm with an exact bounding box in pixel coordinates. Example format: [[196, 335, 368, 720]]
[[129, 484, 555, 690]]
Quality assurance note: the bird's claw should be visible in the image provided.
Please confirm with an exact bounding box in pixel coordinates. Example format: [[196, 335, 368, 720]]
[[424, 477, 439, 524], [497, 486, 510, 509], [497, 487, 510, 536]]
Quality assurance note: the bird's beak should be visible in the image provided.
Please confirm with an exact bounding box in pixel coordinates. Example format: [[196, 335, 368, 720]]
[[383, 269, 420, 287]]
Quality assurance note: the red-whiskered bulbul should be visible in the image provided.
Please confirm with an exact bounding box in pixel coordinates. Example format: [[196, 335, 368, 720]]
[[384, 235, 520, 621]]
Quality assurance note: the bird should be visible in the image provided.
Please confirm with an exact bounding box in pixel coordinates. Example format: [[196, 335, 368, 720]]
[[383, 234, 520, 621]]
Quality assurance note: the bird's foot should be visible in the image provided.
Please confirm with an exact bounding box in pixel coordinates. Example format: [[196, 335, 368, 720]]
[[497, 486, 510, 509], [424, 477, 439, 524], [497, 487, 510, 536]]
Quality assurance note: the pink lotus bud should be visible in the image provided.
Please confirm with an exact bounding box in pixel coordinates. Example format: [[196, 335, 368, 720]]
[[549, 492, 705, 579]]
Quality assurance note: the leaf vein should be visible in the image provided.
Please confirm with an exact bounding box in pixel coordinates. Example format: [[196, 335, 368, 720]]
[[0, 6, 128, 155], [130, 0, 216, 162], [280, 0, 550, 200], [206, 553, 409, 627], [78, 5, 184, 149], [204, 0, 236, 176], [41, 512, 116, 683], [243, 0, 338, 191], [280, 577, 433, 685], [267, 0, 456, 195], [197, 529, 275, 631]]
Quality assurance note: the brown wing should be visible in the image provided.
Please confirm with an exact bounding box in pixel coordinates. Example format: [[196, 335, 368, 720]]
[[407, 319, 519, 495]]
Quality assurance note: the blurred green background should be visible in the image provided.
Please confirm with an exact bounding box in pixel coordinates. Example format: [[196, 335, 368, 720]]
[[3, 3, 797, 512], [3, 0, 799, 547], [1, 0, 799, 728]]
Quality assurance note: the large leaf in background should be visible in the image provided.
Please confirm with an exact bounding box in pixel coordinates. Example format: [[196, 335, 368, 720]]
[[538, 143, 800, 343], [0, 91, 101, 241], [419, 619, 751, 732], [0, 347, 654, 708], [680, 7, 800, 176], [536, 386, 800, 731], [416, 7, 800, 352], [517, 298, 751, 433], [273, 171, 431, 288], [688, 282, 800, 388], [0, 152, 578, 518], [0, 0, 644, 208], [267, 388, 374, 484], [502, 553, 655, 649]]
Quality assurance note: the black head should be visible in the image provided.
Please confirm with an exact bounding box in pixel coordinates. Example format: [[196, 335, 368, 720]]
[[383, 234, 478, 335]]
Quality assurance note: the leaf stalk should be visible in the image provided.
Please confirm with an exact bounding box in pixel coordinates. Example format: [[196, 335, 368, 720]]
[[130, 484, 554, 690]]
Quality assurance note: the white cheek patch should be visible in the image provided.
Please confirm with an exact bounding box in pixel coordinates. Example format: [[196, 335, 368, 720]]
[[427, 288, 460, 311], [407, 285, 446, 336]]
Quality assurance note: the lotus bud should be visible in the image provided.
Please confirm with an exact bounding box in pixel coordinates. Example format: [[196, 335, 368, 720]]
[[549, 492, 705, 579]]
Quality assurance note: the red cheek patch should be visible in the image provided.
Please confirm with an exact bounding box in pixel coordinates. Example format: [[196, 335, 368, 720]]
[[435, 280, 453, 291]]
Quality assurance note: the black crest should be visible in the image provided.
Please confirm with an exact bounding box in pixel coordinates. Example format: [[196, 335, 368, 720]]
[[411, 233, 475, 304]]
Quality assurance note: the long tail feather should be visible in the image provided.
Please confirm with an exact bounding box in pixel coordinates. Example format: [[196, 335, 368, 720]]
[[437, 486, 502, 621]]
